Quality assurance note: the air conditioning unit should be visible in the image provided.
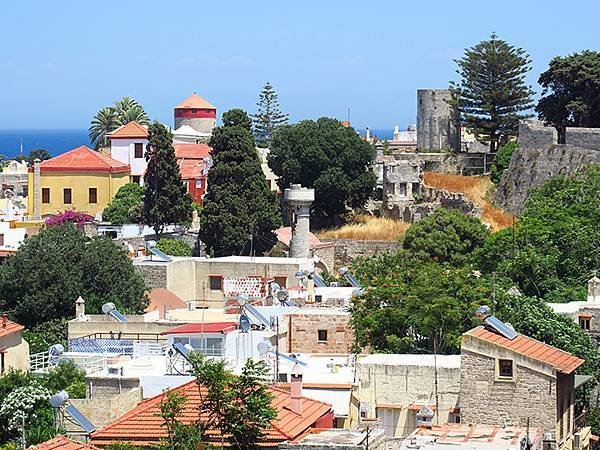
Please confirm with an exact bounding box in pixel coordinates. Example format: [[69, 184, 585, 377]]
[[574, 432, 583, 450]]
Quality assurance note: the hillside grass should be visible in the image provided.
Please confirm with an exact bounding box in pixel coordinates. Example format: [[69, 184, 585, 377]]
[[423, 172, 515, 231], [317, 215, 410, 241]]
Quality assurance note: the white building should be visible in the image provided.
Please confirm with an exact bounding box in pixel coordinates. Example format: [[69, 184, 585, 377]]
[[108, 121, 149, 185]]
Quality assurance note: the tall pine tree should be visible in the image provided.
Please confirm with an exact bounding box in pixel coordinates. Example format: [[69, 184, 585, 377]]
[[450, 33, 534, 152], [199, 109, 282, 256], [252, 82, 289, 148], [143, 123, 192, 236]]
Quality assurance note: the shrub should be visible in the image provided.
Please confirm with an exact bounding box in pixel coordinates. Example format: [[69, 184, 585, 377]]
[[490, 141, 518, 183], [155, 238, 192, 257], [45, 210, 93, 227]]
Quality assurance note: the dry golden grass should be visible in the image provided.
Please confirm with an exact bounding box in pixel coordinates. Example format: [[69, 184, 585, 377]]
[[423, 172, 515, 231], [317, 215, 410, 241]]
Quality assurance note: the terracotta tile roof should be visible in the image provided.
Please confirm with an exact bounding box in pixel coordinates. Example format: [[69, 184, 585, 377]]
[[39, 146, 130, 174], [145, 288, 187, 319], [90, 380, 332, 447], [466, 326, 584, 374], [161, 321, 238, 335], [108, 121, 148, 139], [29, 435, 99, 450], [178, 159, 205, 180], [275, 227, 325, 250], [173, 143, 212, 159], [175, 93, 216, 110], [0, 316, 24, 339]]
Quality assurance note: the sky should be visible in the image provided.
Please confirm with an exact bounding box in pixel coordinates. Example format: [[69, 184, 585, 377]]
[[0, 0, 597, 130]]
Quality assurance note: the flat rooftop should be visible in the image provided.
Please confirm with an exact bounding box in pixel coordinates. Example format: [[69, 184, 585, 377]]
[[285, 428, 385, 447]]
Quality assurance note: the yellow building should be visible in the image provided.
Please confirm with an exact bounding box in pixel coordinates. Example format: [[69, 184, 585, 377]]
[[28, 146, 130, 218]]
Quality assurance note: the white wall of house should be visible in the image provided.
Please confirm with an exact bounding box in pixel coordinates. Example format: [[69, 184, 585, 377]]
[[110, 138, 149, 178], [0, 222, 26, 251]]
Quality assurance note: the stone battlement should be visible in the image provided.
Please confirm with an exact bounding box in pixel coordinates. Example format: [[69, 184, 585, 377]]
[[519, 119, 600, 150]]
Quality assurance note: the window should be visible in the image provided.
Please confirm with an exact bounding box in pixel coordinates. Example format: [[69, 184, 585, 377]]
[[22, 186, 28, 197], [399, 183, 407, 196], [317, 329, 328, 342], [209, 275, 223, 291], [134, 143, 144, 158], [131, 175, 141, 185], [205, 337, 223, 356], [274, 276, 287, 288], [89, 188, 97, 204], [498, 359, 514, 378], [579, 317, 591, 330], [0, 235, 4, 246], [315, 295, 323, 303], [388, 183, 396, 195], [42, 188, 50, 204], [195, 179, 203, 189], [63, 188, 72, 204]]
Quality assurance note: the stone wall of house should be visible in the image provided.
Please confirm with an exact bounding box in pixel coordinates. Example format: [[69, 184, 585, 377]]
[[71, 387, 142, 429], [286, 311, 354, 354], [459, 351, 557, 430], [330, 239, 401, 268], [496, 120, 600, 214], [135, 263, 168, 289]]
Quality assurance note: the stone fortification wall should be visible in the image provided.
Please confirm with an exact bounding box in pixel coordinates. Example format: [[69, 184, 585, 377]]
[[496, 120, 600, 214], [417, 89, 459, 151], [330, 239, 401, 268], [135, 263, 168, 289]]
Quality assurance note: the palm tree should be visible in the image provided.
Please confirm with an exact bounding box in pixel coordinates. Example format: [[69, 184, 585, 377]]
[[113, 96, 149, 126], [89, 107, 118, 150]]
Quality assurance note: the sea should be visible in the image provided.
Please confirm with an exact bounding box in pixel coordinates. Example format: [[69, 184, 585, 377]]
[[0, 128, 394, 159]]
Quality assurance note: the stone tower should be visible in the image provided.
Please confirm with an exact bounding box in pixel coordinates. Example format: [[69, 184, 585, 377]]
[[416, 89, 459, 151], [174, 92, 217, 134], [284, 184, 314, 259]]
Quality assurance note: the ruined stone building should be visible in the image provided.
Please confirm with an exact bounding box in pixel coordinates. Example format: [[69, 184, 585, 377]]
[[496, 120, 600, 214], [417, 89, 459, 152]]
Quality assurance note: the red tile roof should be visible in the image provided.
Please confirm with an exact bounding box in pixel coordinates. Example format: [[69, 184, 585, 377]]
[[466, 326, 584, 374], [39, 146, 130, 174], [274, 227, 333, 250], [175, 93, 216, 110], [178, 159, 205, 180], [145, 288, 187, 319], [0, 316, 24, 339], [173, 143, 212, 159], [90, 381, 332, 447], [29, 435, 99, 450], [161, 321, 238, 335], [109, 121, 148, 139]]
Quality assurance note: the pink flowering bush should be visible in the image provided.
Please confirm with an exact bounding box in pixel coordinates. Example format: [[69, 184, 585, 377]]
[[45, 210, 93, 227]]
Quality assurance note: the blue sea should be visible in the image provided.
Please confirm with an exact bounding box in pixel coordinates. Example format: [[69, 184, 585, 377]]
[[0, 129, 91, 158]]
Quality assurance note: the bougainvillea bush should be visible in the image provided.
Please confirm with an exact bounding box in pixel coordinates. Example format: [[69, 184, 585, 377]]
[[45, 210, 93, 227]]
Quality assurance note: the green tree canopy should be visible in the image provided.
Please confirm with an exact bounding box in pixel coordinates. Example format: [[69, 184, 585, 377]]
[[490, 141, 518, 183], [477, 165, 600, 302], [143, 123, 192, 236], [536, 50, 600, 142], [450, 33, 534, 152], [89, 97, 149, 150], [401, 208, 490, 266], [268, 117, 376, 223], [199, 110, 282, 256], [252, 82, 289, 148], [103, 183, 145, 224], [0, 224, 147, 328], [223, 108, 253, 130], [156, 238, 192, 257]]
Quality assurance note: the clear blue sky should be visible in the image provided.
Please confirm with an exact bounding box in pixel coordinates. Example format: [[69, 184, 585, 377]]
[[1, 0, 597, 130]]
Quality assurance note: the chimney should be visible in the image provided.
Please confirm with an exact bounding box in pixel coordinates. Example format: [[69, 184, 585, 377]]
[[588, 276, 600, 303], [75, 296, 85, 319], [1, 314, 7, 328], [290, 363, 303, 415], [32, 158, 42, 221]]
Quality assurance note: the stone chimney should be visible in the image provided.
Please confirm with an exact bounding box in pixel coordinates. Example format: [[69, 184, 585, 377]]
[[75, 296, 86, 319], [32, 158, 42, 220], [588, 276, 600, 303], [290, 363, 303, 415], [1, 314, 7, 328], [284, 185, 315, 259]]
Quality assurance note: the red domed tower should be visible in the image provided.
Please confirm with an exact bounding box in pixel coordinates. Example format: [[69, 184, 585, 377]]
[[174, 92, 217, 134]]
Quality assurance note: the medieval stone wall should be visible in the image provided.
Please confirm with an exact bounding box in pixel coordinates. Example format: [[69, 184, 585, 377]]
[[330, 239, 401, 268], [135, 263, 168, 289], [496, 120, 600, 214], [286, 311, 354, 354]]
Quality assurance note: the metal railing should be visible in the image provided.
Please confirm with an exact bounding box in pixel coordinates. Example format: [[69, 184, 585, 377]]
[[29, 351, 107, 374], [72, 332, 164, 342]]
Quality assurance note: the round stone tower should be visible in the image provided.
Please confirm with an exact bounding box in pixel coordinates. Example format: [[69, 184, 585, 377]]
[[284, 184, 315, 259], [174, 92, 217, 134], [416, 89, 459, 151]]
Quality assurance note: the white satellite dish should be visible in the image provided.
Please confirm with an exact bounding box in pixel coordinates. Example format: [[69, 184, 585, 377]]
[[237, 293, 249, 306], [257, 341, 272, 356], [271, 282, 281, 292], [48, 344, 64, 357], [101, 302, 116, 314]]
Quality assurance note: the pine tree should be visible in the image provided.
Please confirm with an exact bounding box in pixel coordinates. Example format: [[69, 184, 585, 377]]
[[252, 82, 289, 148], [143, 123, 192, 236], [450, 33, 534, 152], [199, 110, 282, 256]]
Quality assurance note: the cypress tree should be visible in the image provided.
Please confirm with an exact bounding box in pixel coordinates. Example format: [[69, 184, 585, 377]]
[[450, 33, 534, 152], [252, 82, 289, 148], [199, 109, 282, 256], [143, 122, 192, 236]]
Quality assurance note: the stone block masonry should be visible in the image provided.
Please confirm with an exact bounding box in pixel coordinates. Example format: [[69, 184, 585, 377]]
[[286, 310, 354, 354]]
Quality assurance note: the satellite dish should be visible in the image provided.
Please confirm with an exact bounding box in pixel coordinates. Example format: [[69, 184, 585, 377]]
[[271, 282, 281, 292], [50, 390, 69, 408], [237, 294, 249, 306], [475, 305, 492, 320], [102, 302, 116, 314], [338, 267, 349, 275], [239, 314, 250, 333], [276, 289, 289, 303], [184, 343, 194, 353], [295, 270, 309, 279], [48, 344, 64, 357], [257, 341, 272, 356]]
